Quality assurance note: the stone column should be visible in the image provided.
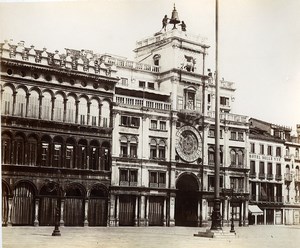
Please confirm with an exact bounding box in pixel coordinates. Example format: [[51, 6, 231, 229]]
[[223, 198, 228, 226], [145, 196, 149, 226], [264, 209, 267, 225], [134, 196, 139, 226], [75, 100, 79, 124], [109, 194, 116, 227], [201, 198, 208, 227], [59, 199, 65, 226], [273, 209, 276, 225], [63, 99, 68, 123], [51, 96, 56, 121], [116, 195, 120, 226], [163, 197, 167, 226], [25, 92, 30, 117], [87, 101, 91, 125], [38, 95, 43, 119], [139, 195, 146, 226], [12, 92, 17, 116], [34, 198, 39, 226], [169, 193, 176, 226], [7, 197, 13, 226], [239, 202, 243, 226], [197, 198, 201, 227], [244, 200, 249, 226], [256, 183, 259, 202], [84, 199, 89, 227]]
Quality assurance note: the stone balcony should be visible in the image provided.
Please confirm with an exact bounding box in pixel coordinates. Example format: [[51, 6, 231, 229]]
[[135, 29, 208, 49]]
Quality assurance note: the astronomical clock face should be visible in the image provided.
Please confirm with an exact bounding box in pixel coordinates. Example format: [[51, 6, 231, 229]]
[[175, 125, 202, 163]]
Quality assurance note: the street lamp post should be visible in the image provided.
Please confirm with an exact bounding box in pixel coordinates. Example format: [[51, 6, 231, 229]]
[[52, 169, 62, 236], [230, 182, 235, 233]]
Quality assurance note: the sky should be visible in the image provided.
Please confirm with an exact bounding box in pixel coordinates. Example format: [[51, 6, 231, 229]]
[[0, 0, 299, 133]]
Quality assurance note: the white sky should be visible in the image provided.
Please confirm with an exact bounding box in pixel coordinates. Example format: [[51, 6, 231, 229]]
[[0, 0, 299, 133]]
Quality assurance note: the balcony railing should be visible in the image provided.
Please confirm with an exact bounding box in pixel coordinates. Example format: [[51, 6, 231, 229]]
[[149, 183, 166, 188], [249, 172, 256, 179], [267, 174, 274, 180], [258, 173, 266, 179], [120, 181, 138, 187], [284, 173, 292, 182], [207, 111, 248, 123], [116, 96, 171, 111], [275, 174, 282, 181]]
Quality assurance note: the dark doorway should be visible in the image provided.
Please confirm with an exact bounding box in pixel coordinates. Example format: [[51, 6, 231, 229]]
[[175, 174, 199, 226], [88, 185, 108, 226], [39, 184, 59, 226], [119, 195, 136, 226]]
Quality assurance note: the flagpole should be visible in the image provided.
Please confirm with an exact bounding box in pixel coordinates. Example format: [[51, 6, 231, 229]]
[[210, 0, 222, 231]]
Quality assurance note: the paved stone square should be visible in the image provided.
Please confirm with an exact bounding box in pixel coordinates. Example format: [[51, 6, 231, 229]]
[[2, 225, 300, 248]]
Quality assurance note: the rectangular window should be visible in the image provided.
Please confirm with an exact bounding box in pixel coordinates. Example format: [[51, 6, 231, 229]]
[[159, 121, 166, 130], [186, 91, 195, 110], [208, 176, 224, 191], [65, 146, 74, 168], [207, 94, 211, 103], [250, 143, 255, 153], [276, 147, 281, 157], [120, 143, 128, 157], [120, 169, 128, 183], [119, 169, 138, 186], [267, 162, 273, 174], [53, 144, 61, 167], [250, 161, 256, 174], [121, 116, 140, 127], [149, 171, 166, 188], [150, 120, 158, 129], [139, 81, 145, 88], [238, 132, 244, 141], [121, 78, 128, 86], [220, 96, 229, 106], [148, 82, 155, 89], [260, 144, 264, 155], [230, 177, 244, 192], [267, 146, 272, 156], [230, 131, 237, 140], [178, 96, 183, 110], [209, 129, 215, 137], [150, 145, 157, 159], [130, 144, 137, 158], [91, 116, 97, 126], [41, 143, 49, 166], [158, 146, 165, 159]]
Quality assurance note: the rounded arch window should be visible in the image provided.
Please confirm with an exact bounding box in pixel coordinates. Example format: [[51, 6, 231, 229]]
[[28, 90, 39, 118], [101, 100, 110, 127], [42, 92, 52, 120], [2, 86, 14, 115], [66, 95, 76, 123]]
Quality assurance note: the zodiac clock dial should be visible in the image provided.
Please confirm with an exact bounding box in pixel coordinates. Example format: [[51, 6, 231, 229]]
[[175, 125, 202, 163]]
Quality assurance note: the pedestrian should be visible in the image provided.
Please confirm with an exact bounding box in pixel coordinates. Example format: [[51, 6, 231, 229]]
[[162, 15, 169, 31], [179, 21, 186, 31]]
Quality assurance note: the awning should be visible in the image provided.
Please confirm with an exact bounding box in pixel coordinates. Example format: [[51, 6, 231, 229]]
[[249, 205, 263, 215]]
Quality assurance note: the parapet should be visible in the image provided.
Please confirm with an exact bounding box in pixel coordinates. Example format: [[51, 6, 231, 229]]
[[0, 39, 117, 78]]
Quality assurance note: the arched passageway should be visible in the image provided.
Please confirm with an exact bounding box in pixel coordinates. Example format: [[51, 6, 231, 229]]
[[175, 174, 199, 226]]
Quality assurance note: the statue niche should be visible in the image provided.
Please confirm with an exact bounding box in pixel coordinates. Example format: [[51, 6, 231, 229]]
[[182, 55, 196, 72]]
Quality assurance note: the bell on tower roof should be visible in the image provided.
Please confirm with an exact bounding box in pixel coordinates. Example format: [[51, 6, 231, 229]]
[[169, 4, 180, 29]]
